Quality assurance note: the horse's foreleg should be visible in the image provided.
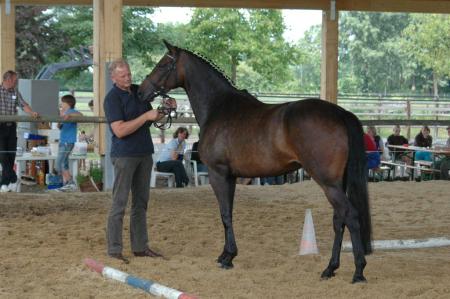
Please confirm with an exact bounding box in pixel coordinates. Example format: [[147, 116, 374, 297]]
[[321, 211, 345, 280], [208, 168, 237, 269]]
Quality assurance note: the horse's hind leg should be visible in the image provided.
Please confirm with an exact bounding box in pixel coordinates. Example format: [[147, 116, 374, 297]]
[[321, 185, 367, 283], [321, 210, 345, 280], [208, 167, 238, 269]]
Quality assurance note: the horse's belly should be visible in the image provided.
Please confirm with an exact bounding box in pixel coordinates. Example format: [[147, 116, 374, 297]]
[[231, 159, 301, 178]]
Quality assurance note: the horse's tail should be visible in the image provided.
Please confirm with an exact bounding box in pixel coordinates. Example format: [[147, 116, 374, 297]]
[[342, 111, 372, 255]]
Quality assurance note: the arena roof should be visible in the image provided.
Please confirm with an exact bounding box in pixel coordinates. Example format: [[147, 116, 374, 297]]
[[7, 0, 450, 14]]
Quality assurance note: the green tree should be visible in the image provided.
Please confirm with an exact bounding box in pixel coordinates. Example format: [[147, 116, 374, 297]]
[[15, 6, 66, 78], [185, 8, 248, 83], [246, 9, 294, 88], [401, 14, 450, 96], [185, 8, 294, 90], [290, 25, 321, 93], [339, 12, 411, 93], [16, 6, 160, 89]]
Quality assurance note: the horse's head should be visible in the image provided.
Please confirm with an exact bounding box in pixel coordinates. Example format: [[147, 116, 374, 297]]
[[138, 40, 183, 102]]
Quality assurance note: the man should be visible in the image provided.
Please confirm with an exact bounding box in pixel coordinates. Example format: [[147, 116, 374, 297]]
[[0, 70, 39, 192], [104, 59, 175, 262]]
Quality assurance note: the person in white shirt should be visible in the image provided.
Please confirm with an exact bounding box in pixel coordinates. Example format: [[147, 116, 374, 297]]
[[156, 127, 190, 187]]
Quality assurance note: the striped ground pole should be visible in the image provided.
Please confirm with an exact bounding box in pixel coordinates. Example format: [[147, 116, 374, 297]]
[[84, 258, 198, 299]]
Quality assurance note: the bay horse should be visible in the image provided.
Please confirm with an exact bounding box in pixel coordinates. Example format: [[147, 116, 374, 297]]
[[138, 41, 372, 283]]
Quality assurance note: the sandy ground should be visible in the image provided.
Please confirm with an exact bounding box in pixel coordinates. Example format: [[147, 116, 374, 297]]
[[1, 180, 450, 299]]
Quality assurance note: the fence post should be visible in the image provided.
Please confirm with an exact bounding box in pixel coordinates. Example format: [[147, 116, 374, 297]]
[[435, 95, 439, 139], [377, 94, 382, 121], [406, 99, 411, 140]]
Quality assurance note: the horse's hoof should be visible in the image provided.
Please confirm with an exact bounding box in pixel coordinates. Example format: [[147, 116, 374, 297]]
[[352, 275, 367, 284], [217, 253, 227, 264], [320, 268, 335, 280], [219, 263, 234, 270]]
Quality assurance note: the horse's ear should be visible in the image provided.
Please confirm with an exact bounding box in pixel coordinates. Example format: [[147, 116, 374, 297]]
[[163, 40, 174, 51]]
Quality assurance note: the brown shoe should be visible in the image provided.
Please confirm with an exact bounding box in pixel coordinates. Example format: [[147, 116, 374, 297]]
[[133, 248, 163, 258], [108, 253, 130, 264]]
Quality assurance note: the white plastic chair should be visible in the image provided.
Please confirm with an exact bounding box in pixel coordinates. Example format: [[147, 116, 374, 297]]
[[184, 149, 209, 186], [150, 151, 175, 188]]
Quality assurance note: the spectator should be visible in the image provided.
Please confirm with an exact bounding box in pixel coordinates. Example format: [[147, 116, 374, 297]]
[[78, 130, 88, 143], [386, 125, 409, 161], [104, 58, 172, 263], [434, 126, 450, 180], [367, 126, 384, 155], [364, 133, 380, 171], [88, 100, 94, 113], [414, 125, 433, 161], [157, 127, 190, 188], [78, 130, 88, 171], [55, 94, 82, 191], [0, 70, 39, 193]]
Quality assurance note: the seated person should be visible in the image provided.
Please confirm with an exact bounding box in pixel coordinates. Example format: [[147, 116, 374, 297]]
[[386, 125, 409, 161], [364, 133, 380, 171], [367, 126, 384, 155], [434, 126, 450, 180], [414, 125, 433, 161], [156, 127, 190, 188], [191, 138, 208, 173]]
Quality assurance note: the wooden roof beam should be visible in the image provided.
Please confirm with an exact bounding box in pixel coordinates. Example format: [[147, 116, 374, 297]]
[[5, 0, 450, 14]]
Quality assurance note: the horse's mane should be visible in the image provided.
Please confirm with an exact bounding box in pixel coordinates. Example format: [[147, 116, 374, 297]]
[[174, 46, 259, 101], [178, 46, 238, 89]]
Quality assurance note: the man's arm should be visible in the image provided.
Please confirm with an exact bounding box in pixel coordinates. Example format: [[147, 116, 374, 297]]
[[22, 103, 38, 117], [110, 109, 163, 138]]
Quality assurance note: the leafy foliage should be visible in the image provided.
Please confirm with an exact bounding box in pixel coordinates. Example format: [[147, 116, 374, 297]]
[[184, 8, 295, 90], [339, 12, 412, 93], [15, 6, 66, 78], [13, 7, 450, 95], [401, 14, 450, 95]]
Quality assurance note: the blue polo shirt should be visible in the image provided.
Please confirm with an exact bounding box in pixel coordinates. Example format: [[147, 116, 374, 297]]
[[104, 84, 154, 157]]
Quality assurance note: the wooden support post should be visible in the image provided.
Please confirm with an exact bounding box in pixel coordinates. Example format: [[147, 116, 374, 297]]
[[0, 2, 15, 75], [406, 99, 411, 140], [320, 8, 338, 104], [93, 0, 123, 155]]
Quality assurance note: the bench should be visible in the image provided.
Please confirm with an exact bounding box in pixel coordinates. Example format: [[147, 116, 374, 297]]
[[381, 160, 440, 181]]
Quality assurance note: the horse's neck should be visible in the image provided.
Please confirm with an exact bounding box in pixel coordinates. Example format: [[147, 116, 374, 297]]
[[183, 64, 235, 127]]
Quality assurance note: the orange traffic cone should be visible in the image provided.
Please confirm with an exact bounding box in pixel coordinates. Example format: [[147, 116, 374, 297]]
[[299, 209, 319, 255]]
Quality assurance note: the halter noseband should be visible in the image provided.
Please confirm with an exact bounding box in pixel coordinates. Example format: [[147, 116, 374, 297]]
[[146, 53, 177, 100]]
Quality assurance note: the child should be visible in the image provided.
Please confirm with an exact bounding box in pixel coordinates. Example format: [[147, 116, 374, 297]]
[[78, 130, 88, 171], [56, 94, 82, 191]]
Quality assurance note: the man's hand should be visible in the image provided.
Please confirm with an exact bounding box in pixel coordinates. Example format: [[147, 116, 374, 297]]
[[145, 109, 165, 121], [164, 97, 177, 109], [30, 111, 39, 118]]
